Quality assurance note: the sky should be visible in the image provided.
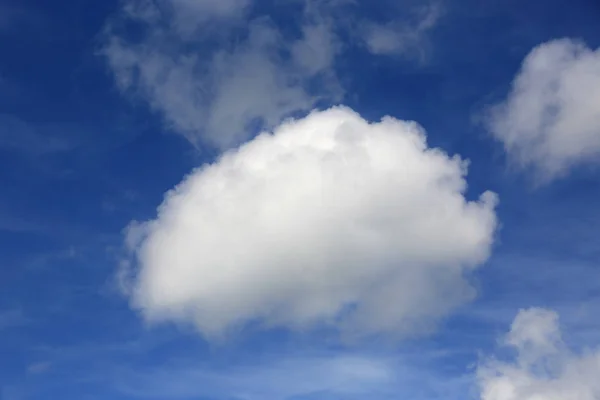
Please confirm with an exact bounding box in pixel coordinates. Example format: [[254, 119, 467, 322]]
[[1, 0, 600, 399]]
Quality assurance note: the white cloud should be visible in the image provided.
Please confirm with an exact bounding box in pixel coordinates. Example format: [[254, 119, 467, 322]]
[[122, 106, 498, 339], [102, 0, 342, 149], [487, 39, 600, 181], [478, 308, 600, 400], [362, 3, 441, 59]]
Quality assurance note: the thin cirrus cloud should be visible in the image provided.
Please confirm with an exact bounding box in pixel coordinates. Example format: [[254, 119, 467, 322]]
[[167, 0, 251, 30], [111, 352, 473, 400], [362, 3, 442, 60], [114, 354, 396, 400], [486, 38, 600, 182], [101, 0, 342, 150], [477, 308, 600, 400], [121, 106, 498, 340], [122, 0, 251, 31]]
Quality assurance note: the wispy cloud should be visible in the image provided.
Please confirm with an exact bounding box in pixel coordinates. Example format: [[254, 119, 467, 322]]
[[101, 0, 342, 150], [0, 4, 40, 33], [0, 209, 47, 234], [0, 308, 29, 331], [113, 354, 396, 400], [485, 38, 600, 182], [51, 347, 471, 400], [13, 325, 476, 400], [0, 114, 79, 155], [100, 0, 444, 150], [361, 3, 443, 60], [26, 362, 51, 375]]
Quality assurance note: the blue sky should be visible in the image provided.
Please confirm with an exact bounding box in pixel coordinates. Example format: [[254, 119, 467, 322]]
[[1, 0, 600, 399]]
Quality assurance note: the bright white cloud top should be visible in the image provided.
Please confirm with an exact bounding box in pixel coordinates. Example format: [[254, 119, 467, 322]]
[[488, 39, 600, 181], [478, 308, 600, 400], [122, 106, 498, 339]]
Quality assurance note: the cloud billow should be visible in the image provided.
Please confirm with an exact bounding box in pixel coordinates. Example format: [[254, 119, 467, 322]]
[[487, 39, 600, 182], [122, 107, 498, 339], [478, 308, 600, 400]]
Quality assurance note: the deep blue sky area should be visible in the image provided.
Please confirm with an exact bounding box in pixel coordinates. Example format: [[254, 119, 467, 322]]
[[1, 0, 600, 399]]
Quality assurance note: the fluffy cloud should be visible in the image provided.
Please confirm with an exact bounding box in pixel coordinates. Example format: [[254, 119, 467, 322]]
[[122, 106, 498, 339], [487, 39, 600, 181], [478, 308, 600, 400], [102, 0, 341, 149]]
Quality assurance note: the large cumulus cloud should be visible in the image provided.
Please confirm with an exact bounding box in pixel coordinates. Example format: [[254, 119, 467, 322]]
[[122, 107, 498, 339]]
